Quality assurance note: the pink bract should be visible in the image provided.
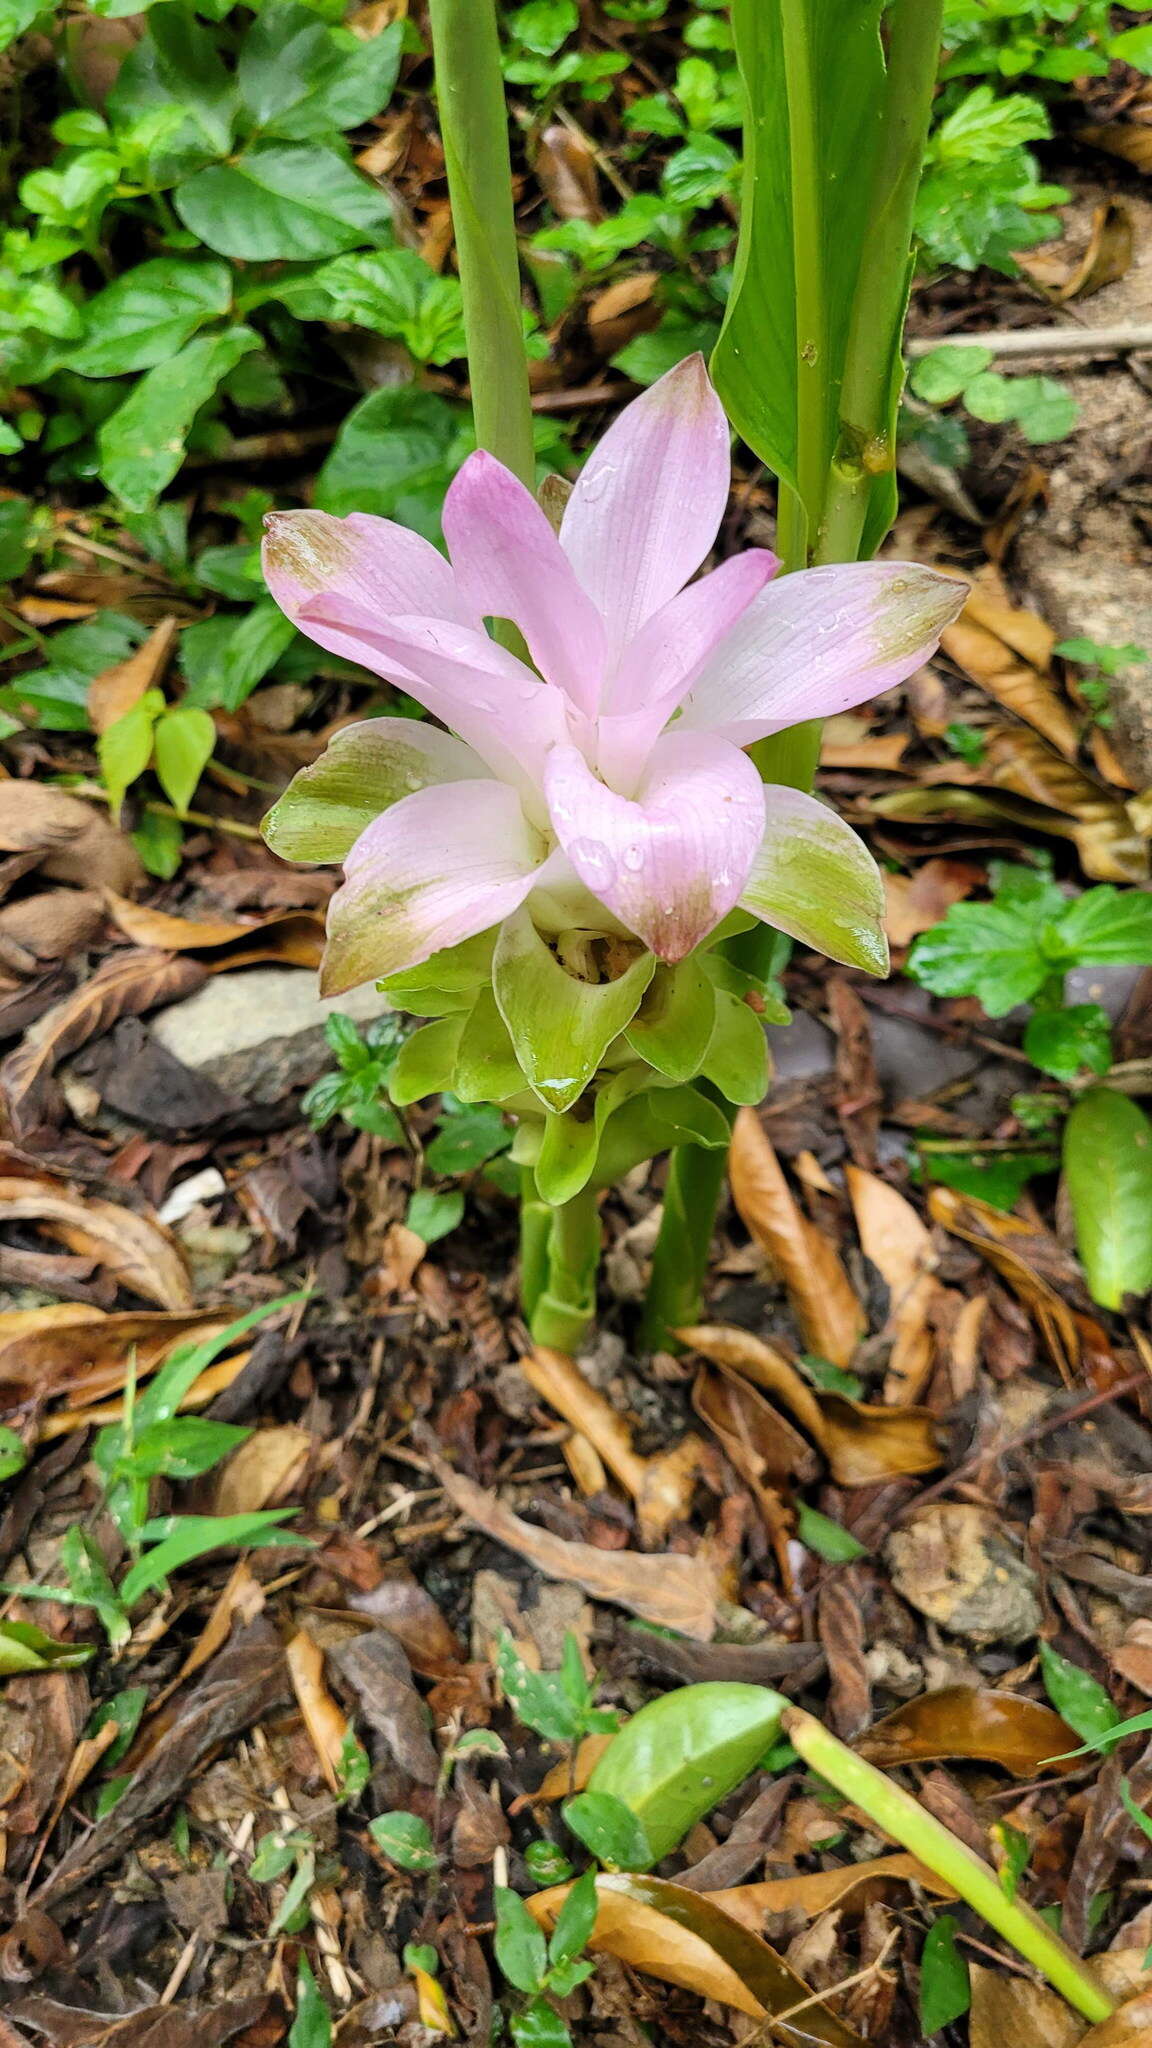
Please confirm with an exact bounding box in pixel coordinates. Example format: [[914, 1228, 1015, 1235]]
[[262, 355, 965, 994]]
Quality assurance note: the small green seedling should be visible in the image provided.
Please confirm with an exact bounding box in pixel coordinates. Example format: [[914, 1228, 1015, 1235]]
[[495, 1870, 598, 2048], [1056, 637, 1148, 729], [497, 1631, 620, 1746]]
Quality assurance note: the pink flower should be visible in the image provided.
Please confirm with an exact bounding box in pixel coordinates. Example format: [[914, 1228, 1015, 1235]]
[[262, 355, 964, 996]]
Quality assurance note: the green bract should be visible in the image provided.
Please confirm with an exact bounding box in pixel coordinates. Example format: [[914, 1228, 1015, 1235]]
[[586, 1681, 788, 1864]]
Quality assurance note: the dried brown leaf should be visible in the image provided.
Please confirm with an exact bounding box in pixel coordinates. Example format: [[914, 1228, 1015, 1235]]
[[213, 1424, 312, 1515], [928, 1185, 1080, 1378], [968, 1964, 1085, 2048], [103, 891, 324, 968], [87, 617, 179, 733], [857, 1685, 1078, 1776], [0, 784, 141, 893], [1078, 123, 1152, 175], [0, 1174, 192, 1310], [980, 728, 1148, 882], [1018, 199, 1133, 302], [940, 613, 1078, 758], [883, 858, 981, 947], [728, 1108, 864, 1366], [845, 1165, 937, 1403], [534, 121, 600, 221], [349, 1562, 464, 1676], [331, 1627, 439, 1786], [286, 1629, 349, 1793], [710, 1853, 953, 1931], [0, 888, 104, 962]]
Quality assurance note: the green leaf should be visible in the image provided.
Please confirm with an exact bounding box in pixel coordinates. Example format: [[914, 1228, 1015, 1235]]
[[562, 1792, 652, 1873], [511, 1999, 571, 2048], [0, 498, 33, 585], [916, 1144, 1055, 1213], [907, 902, 1050, 1015], [0, 1425, 28, 1480], [1023, 1004, 1111, 1083], [919, 1914, 970, 2035], [182, 600, 298, 713], [0, 1618, 94, 1675], [97, 327, 260, 511], [586, 1681, 787, 1865], [508, 0, 579, 56], [612, 312, 721, 388], [87, 1684, 149, 1766], [548, 1867, 599, 1965], [132, 810, 183, 879], [1006, 375, 1079, 445], [712, 0, 891, 539], [99, 692, 161, 816], [1064, 1088, 1152, 1311], [0, 0, 47, 54], [1038, 1643, 1119, 1747], [909, 343, 994, 405], [496, 1631, 589, 1744], [699, 986, 769, 1105], [625, 957, 716, 1083], [148, 2, 236, 151], [119, 1510, 301, 1606], [314, 385, 465, 541], [425, 1103, 510, 1176], [237, 4, 401, 140], [493, 906, 655, 1114], [525, 1840, 574, 1886], [175, 144, 394, 262], [1056, 886, 1152, 966], [1110, 24, 1152, 72], [494, 1886, 549, 1995], [152, 705, 216, 813], [389, 1014, 466, 1103], [67, 259, 233, 378], [0, 610, 145, 732], [453, 987, 524, 1103], [795, 1502, 868, 1562], [406, 1188, 464, 1244], [283, 247, 465, 365], [289, 1957, 332, 2048], [129, 1417, 250, 1482]]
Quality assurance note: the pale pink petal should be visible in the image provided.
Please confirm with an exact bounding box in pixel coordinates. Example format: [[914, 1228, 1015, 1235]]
[[559, 355, 732, 662], [263, 717, 486, 865], [597, 549, 777, 792], [442, 452, 607, 715], [296, 594, 574, 801], [679, 562, 968, 746], [543, 729, 765, 962], [262, 509, 476, 673], [739, 784, 888, 975], [322, 779, 546, 994]]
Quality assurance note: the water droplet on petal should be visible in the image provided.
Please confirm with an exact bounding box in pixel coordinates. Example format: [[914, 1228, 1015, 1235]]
[[622, 844, 644, 872], [568, 837, 618, 890]]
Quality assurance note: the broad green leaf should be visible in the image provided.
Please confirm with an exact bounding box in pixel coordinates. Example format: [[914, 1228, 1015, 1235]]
[[919, 1914, 970, 2035], [586, 1681, 787, 1864], [511, 2000, 571, 2048], [1056, 886, 1152, 966], [699, 986, 769, 1105], [175, 143, 394, 261], [384, 932, 495, 1018], [916, 1144, 1055, 1214], [99, 691, 160, 815], [908, 343, 994, 405], [153, 705, 216, 813], [1064, 1089, 1152, 1311], [1110, 23, 1152, 71], [425, 1103, 510, 1176], [281, 247, 465, 365], [97, 327, 260, 511], [133, 810, 183, 879], [289, 1957, 332, 2048], [0, 498, 33, 584], [314, 384, 466, 542], [0, 1617, 94, 1675], [493, 906, 654, 1114], [494, 1886, 548, 1996], [0, 0, 47, 54], [625, 957, 716, 1082], [406, 1188, 464, 1244], [453, 987, 524, 1103], [562, 1792, 652, 1873], [369, 1810, 438, 1872], [238, 6, 402, 142], [591, 1080, 732, 1194], [1038, 1643, 1119, 1748], [148, 2, 236, 152], [389, 1014, 466, 1104], [0, 610, 145, 732], [1023, 1004, 1111, 1083], [87, 1684, 148, 1766], [712, 0, 889, 539], [908, 902, 1050, 1015], [67, 259, 233, 377], [182, 600, 298, 713]]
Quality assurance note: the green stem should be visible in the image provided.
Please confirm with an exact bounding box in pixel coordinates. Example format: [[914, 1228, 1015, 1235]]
[[427, 0, 535, 492], [641, 1136, 733, 1354], [527, 1180, 601, 1353], [784, 1709, 1115, 2025], [779, 0, 828, 567], [815, 0, 945, 566]]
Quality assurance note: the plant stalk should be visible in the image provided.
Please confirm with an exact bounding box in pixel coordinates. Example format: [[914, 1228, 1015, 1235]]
[[777, 0, 828, 570], [784, 1709, 1115, 2024], [527, 1179, 601, 1353], [640, 1136, 732, 1353], [815, 0, 946, 566], [427, 0, 536, 494]]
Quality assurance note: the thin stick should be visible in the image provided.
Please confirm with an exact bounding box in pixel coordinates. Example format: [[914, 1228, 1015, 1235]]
[[906, 324, 1152, 360]]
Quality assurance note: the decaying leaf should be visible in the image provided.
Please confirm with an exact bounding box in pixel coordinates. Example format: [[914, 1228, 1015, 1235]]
[[886, 1506, 1043, 1645], [883, 858, 981, 947], [212, 1424, 312, 1515], [940, 610, 1078, 759], [857, 1686, 1079, 1777], [845, 1165, 938, 1403], [1017, 199, 1134, 302], [929, 1185, 1080, 1379], [1077, 123, 1152, 176], [710, 1853, 954, 1931], [0, 1169, 193, 1313], [527, 1873, 868, 2044], [103, 892, 324, 968], [87, 616, 179, 733], [286, 1629, 350, 1793], [0, 784, 141, 894], [422, 1440, 720, 1640], [979, 728, 1149, 883], [522, 1347, 706, 1545], [968, 1964, 1084, 2048], [534, 120, 601, 221], [0, 948, 208, 1135], [728, 1108, 864, 1367]]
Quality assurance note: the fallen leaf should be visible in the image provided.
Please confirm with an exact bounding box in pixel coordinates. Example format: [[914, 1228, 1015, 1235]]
[[1111, 1619, 1152, 1697], [15, 594, 97, 624], [586, 272, 660, 358], [929, 1185, 1080, 1378], [0, 783, 140, 893], [0, 1303, 223, 1409], [349, 1562, 465, 1676], [821, 730, 910, 770], [940, 613, 1078, 759], [980, 727, 1148, 882], [330, 1628, 440, 1786], [286, 1629, 349, 1793], [87, 616, 179, 733], [0, 1173, 192, 1311], [693, 1361, 820, 1485], [523, 1347, 707, 1544], [527, 1874, 868, 2044], [0, 888, 105, 962], [0, 948, 208, 1135], [710, 1853, 954, 1931], [728, 1108, 864, 1367], [845, 1165, 937, 1404], [969, 1963, 1085, 2048], [1078, 122, 1152, 175], [422, 1441, 720, 1640], [857, 1686, 1079, 1776], [1018, 199, 1133, 302], [213, 1424, 312, 1514], [5, 1995, 279, 2048], [883, 859, 982, 947], [535, 1733, 616, 1799], [1082, 1991, 1152, 2046], [103, 892, 324, 968], [535, 120, 601, 221]]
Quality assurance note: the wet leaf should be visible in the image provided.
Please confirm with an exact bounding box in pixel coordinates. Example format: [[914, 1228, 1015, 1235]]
[[728, 1109, 864, 1367], [1064, 1089, 1152, 1310], [858, 1687, 1080, 1777], [1039, 1643, 1121, 1746], [586, 1682, 787, 1864], [527, 1873, 868, 2043]]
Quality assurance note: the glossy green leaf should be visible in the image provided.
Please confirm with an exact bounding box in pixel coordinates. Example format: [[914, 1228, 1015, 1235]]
[[1064, 1088, 1152, 1310], [182, 600, 298, 713], [548, 1866, 598, 1966], [119, 1509, 301, 1605], [591, 1080, 732, 1194], [389, 1015, 466, 1105], [314, 385, 466, 542], [1038, 1643, 1120, 1747], [0, 1618, 94, 1676], [587, 1681, 787, 1865], [67, 259, 233, 378], [795, 1502, 867, 1562], [624, 956, 716, 1083], [510, 1999, 570, 2048], [1057, 886, 1152, 966], [494, 908, 655, 1114], [237, 4, 401, 141], [153, 705, 216, 814], [370, 1810, 438, 1873], [919, 1914, 970, 2035], [453, 988, 524, 1102], [700, 987, 769, 1105], [99, 691, 161, 815], [175, 144, 394, 262], [495, 1886, 549, 1995], [97, 327, 260, 511], [563, 1791, 652, 1872], [149, 2, 236, 152]]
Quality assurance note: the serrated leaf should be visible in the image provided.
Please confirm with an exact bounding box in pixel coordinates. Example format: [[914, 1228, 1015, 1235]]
[[1023, 1004, 1111, 1083]]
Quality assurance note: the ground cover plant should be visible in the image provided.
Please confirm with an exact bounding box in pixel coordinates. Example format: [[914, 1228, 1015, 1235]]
[[2, 4, 1152, 2046]]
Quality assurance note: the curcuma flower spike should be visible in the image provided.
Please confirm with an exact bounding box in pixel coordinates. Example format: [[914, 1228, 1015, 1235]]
[[261, 355, 964, 1003]]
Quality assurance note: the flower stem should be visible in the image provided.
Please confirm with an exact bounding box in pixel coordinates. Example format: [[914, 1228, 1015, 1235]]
[[640, 1135, 732, 1354], [815, 0, 945, 567], [778, 0, 828, 567], [427, 0, 535, 493], [526, 1179, 601, 1353], [784, 1708, 1115, 2025]]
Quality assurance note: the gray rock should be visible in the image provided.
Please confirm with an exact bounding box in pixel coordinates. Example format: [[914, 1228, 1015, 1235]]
[[767, 1008, 834, 1082], [150, 966, 391, 1104]]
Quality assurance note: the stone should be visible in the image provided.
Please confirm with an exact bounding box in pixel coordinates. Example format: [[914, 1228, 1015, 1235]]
[[150, 966, 391, 1105], [886, 1503, 1043, 1644]]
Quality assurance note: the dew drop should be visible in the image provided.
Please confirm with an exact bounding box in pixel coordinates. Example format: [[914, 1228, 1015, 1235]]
[[622, 844, 644, 872], [569, 837, 618, 889]]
